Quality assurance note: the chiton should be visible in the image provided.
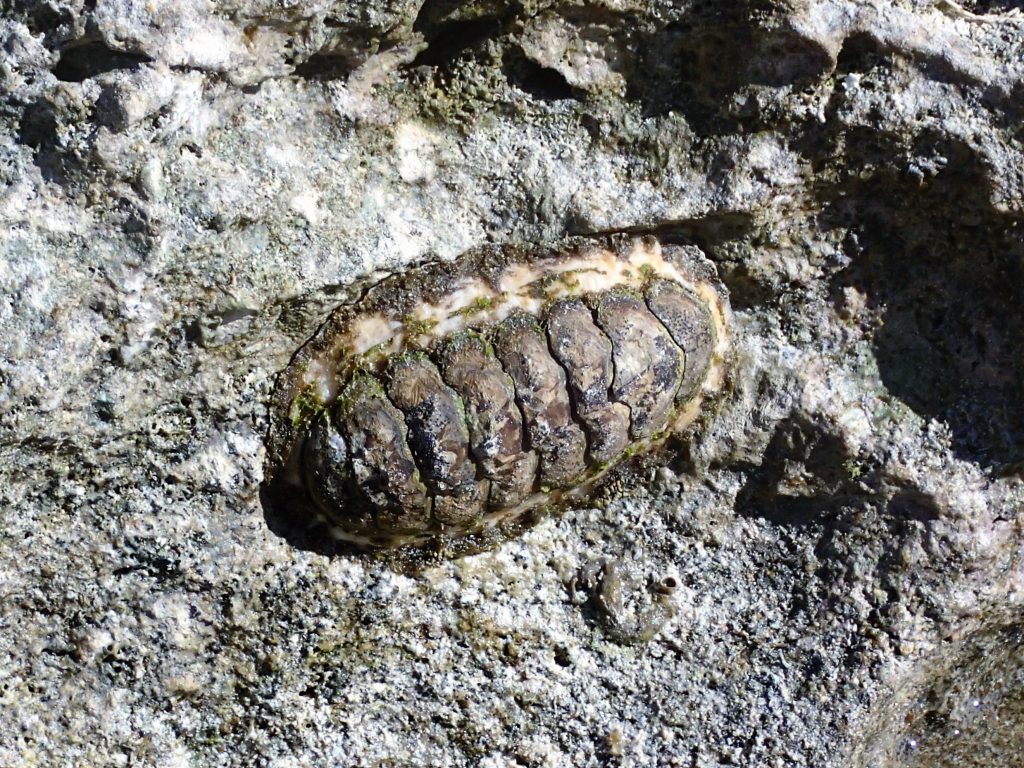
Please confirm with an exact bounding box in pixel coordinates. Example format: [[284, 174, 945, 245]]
[[265, 237, 730, 549]]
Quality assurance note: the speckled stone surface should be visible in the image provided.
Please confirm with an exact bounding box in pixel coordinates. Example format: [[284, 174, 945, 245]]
[[1, 1, 1023, 766]]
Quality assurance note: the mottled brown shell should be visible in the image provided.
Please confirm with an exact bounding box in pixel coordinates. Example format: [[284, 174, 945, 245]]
[[264, 237, 730, 549]]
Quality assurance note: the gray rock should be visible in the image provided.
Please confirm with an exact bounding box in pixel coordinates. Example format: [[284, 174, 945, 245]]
[[1, 1, 1023, 766]]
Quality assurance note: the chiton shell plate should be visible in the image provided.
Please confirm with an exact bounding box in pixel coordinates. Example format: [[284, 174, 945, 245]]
[[265, 237, 730, 549]]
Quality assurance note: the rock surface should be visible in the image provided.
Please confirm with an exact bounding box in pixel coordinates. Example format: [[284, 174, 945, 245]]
[[2, 1, 1023, 766]]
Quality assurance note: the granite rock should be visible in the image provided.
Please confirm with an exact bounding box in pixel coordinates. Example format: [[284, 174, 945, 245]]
[[2, 1, 1023, 766]]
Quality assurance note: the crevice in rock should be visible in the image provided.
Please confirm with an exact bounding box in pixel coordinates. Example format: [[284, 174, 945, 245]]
[[292, 52, 358, 81], [411, 13, 504, 67], [834, 28, 987, 90], [501, 47, 577, 102], [956, 0, 1024, 13], [834, 31, 891, 76], [53, 40, 153, 82]]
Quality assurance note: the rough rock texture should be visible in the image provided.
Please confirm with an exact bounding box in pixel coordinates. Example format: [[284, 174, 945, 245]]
[[1, 1, 1023, 766]]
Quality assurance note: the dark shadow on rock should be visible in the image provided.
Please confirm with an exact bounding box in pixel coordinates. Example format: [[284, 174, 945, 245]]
[[834, 31, 891, 76], [8, 0, 77, 43], [411, 1, 508, 68], [834, 27, 990, 93], [292, 52, 359, 81], [885, 489, 941, 524], [259, 482, 515, 571], [822, 132, 1024, 468], [54, 40, 153, 82], [260, 483, 364, 559], [413, 15, 503, 67], [17, 99, 86, 186], [736, 415, 871, 527], [957, 0, 1024, 13], [626, 1, 834, 131], [501, 46, 578, 102]]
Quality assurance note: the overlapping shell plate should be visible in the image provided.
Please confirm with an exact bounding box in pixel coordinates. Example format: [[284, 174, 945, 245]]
[[264, 237, 731, 550]]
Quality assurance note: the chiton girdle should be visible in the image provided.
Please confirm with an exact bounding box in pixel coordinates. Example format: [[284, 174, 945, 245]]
[[264, 237, 730, 550]]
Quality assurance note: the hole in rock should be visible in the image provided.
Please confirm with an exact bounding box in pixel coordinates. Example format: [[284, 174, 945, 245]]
[[54, 40, 152, 82], [502, 49, 576, 101]]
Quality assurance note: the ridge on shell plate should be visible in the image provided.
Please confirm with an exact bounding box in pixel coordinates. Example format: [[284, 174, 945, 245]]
[[263, 236, 731, 554]]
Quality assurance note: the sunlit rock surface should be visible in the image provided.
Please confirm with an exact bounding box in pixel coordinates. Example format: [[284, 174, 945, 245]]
[[1, 1, 1022, 765]]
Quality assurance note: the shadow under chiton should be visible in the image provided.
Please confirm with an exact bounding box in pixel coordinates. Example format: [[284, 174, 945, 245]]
[[264, 237, 731, 551]]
